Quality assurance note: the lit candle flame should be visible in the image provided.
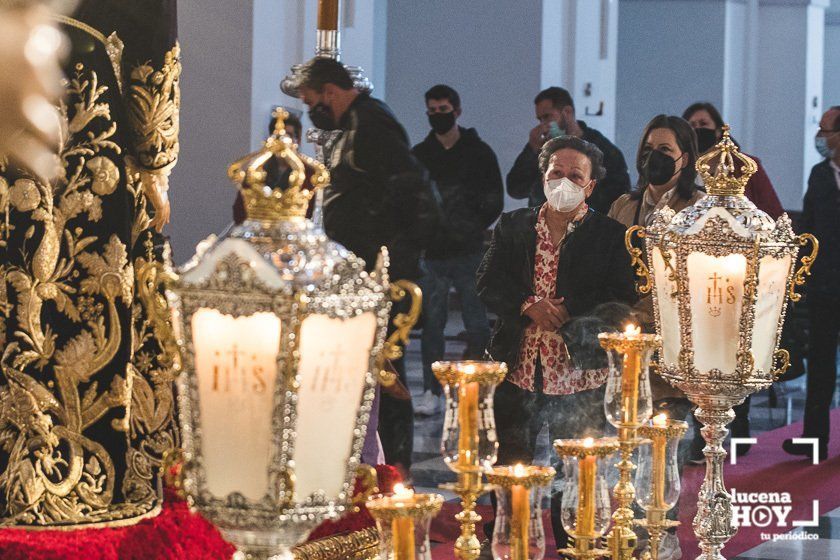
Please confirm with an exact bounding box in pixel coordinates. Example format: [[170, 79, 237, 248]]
[[653, 413, 668, 427], [462, 364, 476, 375], [392, 483, 414, 499], [513, 463, 527, 477], [583, 437, 594, 448], [624, 323, 641, 336]]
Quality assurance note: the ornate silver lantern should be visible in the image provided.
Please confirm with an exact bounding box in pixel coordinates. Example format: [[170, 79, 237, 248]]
[[169, 110, 392, 559], [626, 126, 818, 560]]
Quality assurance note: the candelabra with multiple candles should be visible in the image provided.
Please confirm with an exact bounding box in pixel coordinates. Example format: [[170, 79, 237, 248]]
[[365, 324, 685, 560]]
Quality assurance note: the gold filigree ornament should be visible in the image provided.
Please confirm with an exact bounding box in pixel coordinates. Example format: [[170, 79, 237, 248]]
[[228, 107, 329, 222], [0, 57, 177, 528], [126, 44, 181, 171], [628, 125, 820, 559], [171, 105, 393, 558]]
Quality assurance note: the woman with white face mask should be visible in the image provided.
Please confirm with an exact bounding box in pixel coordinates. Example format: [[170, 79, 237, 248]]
[[476, 135, 638, 550]]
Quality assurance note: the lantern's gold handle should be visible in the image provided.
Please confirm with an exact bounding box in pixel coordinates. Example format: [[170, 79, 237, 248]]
[[351, 465, 379, 513], [770, 349, 790, 379], [161, 447, 186, 499], [789, 233, 818, 303], [377, 279, 423, 386], [625, 225, 652, 295]]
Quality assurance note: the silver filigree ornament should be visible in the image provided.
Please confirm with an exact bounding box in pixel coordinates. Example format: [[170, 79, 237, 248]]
[[626, 126, 818, 560], [168, 110, 392, 560]]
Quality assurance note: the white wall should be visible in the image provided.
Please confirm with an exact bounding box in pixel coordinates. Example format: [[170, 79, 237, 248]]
[[826, 3, 840, 106], [616, 0, 729, 181], [170, 0, 255, 263], [384, 0, 543, 209], [541, 0, 619, 139], [754, 1, 826, 210]]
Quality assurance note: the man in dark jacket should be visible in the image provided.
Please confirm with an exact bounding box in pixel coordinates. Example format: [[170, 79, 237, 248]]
[[295, 57, 439, 282], [295, 58, 441, 473], [507, 86, 630, 212], [411, 84, 504, 416], [783, 105, 840, 463]]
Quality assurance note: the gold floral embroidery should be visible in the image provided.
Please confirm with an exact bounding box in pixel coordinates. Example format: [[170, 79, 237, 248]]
[[0, 62, 159, 527], [9, 179, 40, 212], [87, 157, 120, 195], [126, 44, 181, 171]]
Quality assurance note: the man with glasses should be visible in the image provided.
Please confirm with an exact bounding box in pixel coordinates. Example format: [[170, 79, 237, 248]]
[[783, 105, 840, 463], [411, 84, 503, 415]]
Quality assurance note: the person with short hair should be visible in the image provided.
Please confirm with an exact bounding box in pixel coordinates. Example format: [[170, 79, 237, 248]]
[[783, 105, 840, 463], [411, 84, 503, 416], [292, 57, 442, 474], [478, 135, 637, 550], [506, 86, 630, 212]]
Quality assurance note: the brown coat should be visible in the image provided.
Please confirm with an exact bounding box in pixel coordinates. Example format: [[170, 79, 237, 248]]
[[607, 187, 705, 401]]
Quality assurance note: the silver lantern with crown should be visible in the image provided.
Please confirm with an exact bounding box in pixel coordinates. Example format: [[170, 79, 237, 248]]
[[625, 126, 818, 560], [169, 110, 393, 559]]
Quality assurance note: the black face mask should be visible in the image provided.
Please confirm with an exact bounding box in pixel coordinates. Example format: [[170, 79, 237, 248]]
[[643, 149, 679, 186], [694, 127, 718, 154], [428, 112, 456, 135], [308, 102, 338, 131]]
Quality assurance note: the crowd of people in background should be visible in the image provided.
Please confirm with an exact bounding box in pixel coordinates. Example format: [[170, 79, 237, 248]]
[[259, 58, 840, 560]]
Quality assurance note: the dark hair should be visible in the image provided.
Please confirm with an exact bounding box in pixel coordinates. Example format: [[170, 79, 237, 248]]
[[269, 110, 302, 141], [538, 135, 606, 181], [297, 57, 354, 92], [682, 102, 724, 130], [534, 86, 575, 111], [830, 105, 840, 131], [632, 114, 699, 201], [425, 84, 461, 111]]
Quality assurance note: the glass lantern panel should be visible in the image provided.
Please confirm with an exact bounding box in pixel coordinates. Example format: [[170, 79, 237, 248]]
[[751, 255, 792, 373], [687, 253, 747, 375], [191, 308, 281, 501], [492, 484, 547, 560], [559, 456, 612, 539], [652, 247, 680, 365], [440, 382, 499, 471], [292, 312, 377, 501], [374, 514, 435, 560], [604, 346, 654, 428], [634, 437, 681, 511]]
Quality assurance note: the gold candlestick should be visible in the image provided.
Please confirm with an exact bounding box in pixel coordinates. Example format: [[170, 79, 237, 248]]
[[434, 360, 507, 560], [598, 326, 659, 560], [367, 484, 444, 560], [486, 464, 555, 560], [554, 438, 619, 560], [636, 415, 688, 560]]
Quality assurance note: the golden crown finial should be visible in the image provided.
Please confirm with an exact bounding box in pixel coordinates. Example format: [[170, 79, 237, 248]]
[[695, 124, 757, 197], [227, 108, 329, 222]]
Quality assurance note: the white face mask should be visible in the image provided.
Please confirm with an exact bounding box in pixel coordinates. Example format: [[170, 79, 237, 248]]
[[544, 177, 587, 212]]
